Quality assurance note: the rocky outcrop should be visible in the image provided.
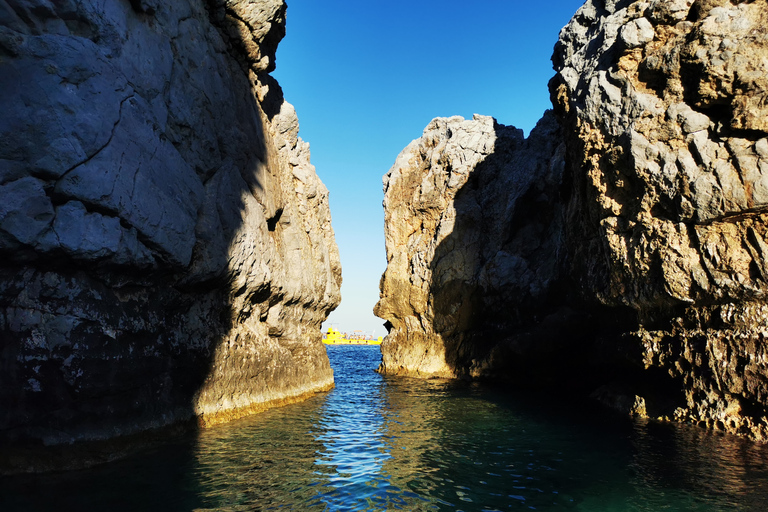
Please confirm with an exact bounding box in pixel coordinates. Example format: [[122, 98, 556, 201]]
[[0, 0, 341, 451], [377, 0, 768, 441], [550, 0, 768, 439], [375, 113, 571, 379]]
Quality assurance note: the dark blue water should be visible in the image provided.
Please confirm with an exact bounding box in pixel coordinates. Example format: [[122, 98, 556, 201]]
[[3, 345, 768, 511]]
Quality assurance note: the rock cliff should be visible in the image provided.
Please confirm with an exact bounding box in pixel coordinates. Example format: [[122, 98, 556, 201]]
[[0, 0, 341, 453], [551, 0, 768, 439], [377, 0, 768, 441], [375, 113, 570, 379]]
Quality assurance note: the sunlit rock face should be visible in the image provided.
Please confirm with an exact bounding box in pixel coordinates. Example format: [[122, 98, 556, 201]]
[[0, 0, 341, 448], [550, 0, 768, 440], [378, 0, 768, 441]]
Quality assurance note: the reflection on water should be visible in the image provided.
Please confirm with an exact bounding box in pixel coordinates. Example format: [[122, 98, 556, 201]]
[[2, 345, 768, 511]]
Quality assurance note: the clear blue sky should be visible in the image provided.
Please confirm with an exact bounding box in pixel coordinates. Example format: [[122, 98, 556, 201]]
[[273, 0, 584, 336]]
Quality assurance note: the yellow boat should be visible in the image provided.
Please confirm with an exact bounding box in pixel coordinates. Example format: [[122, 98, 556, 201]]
[[322, 327, 383, 345]]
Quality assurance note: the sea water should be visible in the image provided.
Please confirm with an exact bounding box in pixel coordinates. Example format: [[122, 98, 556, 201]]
[[3, 345, 768, 511]]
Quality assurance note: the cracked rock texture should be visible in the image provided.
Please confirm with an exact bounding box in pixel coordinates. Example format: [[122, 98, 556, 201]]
[[550, 0, 768, 441], [375, 113, 569, 379], [0, 0, 340, 452], [377, 0, 768, 441]]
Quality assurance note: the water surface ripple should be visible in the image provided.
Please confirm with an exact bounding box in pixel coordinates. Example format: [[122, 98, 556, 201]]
[[3, 345, 768, 511]]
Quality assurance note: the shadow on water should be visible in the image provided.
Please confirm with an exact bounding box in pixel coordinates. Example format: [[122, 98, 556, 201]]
[[377, 377, 768, 511], [3, 346, 768, 510]]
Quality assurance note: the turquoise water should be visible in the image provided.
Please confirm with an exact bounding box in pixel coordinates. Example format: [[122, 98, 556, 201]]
[[3, 345, 768, 511]]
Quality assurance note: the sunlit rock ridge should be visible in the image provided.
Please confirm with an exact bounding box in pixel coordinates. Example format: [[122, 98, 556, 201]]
[[377, 0, 768, 441], [0, 0, 341, 451]]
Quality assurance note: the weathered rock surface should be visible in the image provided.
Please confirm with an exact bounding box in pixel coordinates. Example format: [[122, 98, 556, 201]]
[[0, 0, 341, 454], [375, 113, 572, 380], [550, 0, 768, 440], [377, 0, 768, 441]]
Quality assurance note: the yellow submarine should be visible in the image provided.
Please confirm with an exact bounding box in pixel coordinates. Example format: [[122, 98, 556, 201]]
[[322, 327, 382, 345]]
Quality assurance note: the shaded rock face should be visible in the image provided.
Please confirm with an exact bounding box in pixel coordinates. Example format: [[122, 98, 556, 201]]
[[377, 0, 768, 441], [0, 0, 341, 449], [375, 113, 575, 380]]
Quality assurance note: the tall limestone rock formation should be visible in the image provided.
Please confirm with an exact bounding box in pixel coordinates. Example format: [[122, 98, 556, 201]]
[[376, 113, 569, 379], [551, 0, 768, 439], [0, 0, 341, 452], [377, 0, 768, 441]]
